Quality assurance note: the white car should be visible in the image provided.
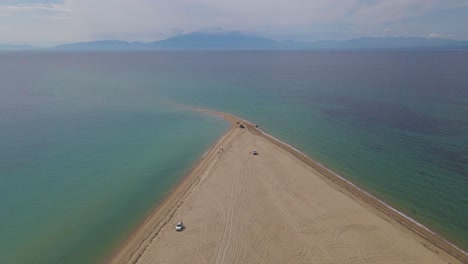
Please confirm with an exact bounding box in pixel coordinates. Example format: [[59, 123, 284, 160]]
[[175, 221, 183, 231], [252, 150, 258, 155]]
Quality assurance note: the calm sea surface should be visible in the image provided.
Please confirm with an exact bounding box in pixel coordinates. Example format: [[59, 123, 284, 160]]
[[0, 51, 467, 263]]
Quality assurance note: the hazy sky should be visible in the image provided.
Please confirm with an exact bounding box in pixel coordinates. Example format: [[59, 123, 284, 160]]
[[1, 0, 467, 46]]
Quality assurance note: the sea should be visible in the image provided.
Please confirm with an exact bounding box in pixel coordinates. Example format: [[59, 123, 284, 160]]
[[0, 51, 467, 263]]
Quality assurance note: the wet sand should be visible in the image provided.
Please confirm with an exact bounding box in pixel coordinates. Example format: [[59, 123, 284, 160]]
[[108, 111, 466, 264]]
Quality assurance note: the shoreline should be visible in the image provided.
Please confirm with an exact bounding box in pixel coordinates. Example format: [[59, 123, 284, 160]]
[[234, 113, 468, 263], [105, 112, 238, 264], [108, 110, 467, 264]]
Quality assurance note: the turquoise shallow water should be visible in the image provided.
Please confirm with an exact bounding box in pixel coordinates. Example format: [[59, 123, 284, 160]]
[[0, 51, 467, 263], [0, 53, 229, 263]]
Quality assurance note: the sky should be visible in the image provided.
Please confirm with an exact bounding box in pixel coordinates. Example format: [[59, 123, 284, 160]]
[[1, 0, 467, 46]]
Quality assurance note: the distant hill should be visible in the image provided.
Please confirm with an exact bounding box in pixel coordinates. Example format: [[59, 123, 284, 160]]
[[6, 32, 468, 51], [49, 32, 276, 50], [303, 37, 468, 49], [0, 44, 38, 51], [148, 31, 276, 50], [48, 40, 147, 51]]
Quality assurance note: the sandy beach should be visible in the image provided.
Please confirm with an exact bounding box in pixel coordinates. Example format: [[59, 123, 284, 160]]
[[108, 111, 467, 264]]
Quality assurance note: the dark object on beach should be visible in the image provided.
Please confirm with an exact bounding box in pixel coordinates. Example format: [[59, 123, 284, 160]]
[[255, 125, 258, 128], [240, 124, 245, 128], [252, 150, 258, 155]]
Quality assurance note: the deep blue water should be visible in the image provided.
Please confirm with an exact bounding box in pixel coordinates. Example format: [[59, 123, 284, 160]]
[[0, 51, 467, 263]]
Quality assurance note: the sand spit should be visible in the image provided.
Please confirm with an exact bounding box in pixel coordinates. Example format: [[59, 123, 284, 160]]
[[108, 111, 466, 264]]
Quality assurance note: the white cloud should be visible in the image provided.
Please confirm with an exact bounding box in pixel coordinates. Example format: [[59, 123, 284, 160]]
[[428, 33, 441, 38], [0, 3, 69, 13], [352, 0, 468, 23], [0, 2, 73, 45]]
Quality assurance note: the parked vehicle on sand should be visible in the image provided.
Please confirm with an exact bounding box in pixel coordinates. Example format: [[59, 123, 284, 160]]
[[176, 221, 183, 231]]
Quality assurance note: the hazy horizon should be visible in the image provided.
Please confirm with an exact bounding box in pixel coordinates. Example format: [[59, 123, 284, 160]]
[[5, 32, 468, 50], [1, 0, 468, 46]]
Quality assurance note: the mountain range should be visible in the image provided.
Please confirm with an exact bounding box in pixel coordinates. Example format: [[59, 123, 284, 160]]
[[2, 32, 468, 51]]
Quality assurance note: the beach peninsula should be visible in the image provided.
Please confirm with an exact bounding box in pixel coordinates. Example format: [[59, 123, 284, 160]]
[[108, 111, 467, 264]]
